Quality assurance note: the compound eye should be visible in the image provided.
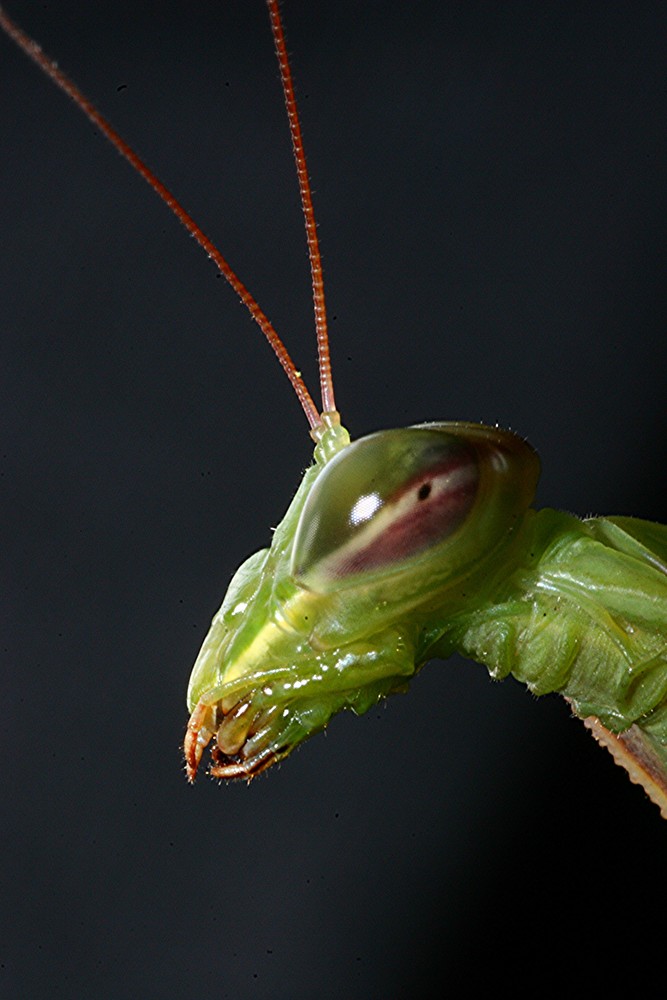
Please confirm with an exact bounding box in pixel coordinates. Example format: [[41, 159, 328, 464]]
[[292, 428, 479, 590]]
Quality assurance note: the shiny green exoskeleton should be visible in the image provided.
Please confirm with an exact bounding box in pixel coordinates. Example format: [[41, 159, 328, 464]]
[[185, 415, 667, 817], [5, 2, 665, 815]]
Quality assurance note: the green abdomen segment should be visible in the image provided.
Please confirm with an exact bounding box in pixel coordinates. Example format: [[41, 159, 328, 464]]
[[435, 510, 667, 810]]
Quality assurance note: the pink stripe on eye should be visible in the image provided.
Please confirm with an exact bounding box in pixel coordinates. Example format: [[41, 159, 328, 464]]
[[333, 459, 479, 578]]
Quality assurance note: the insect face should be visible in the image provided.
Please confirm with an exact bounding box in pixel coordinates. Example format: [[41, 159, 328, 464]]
[[185, 421, 539, 780]]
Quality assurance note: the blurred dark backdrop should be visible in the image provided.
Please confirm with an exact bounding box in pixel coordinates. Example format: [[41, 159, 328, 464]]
[[1, 2, 666, 996]]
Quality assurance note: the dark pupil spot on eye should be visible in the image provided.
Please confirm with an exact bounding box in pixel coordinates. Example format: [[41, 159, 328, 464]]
[[417, 481, 432, 501]]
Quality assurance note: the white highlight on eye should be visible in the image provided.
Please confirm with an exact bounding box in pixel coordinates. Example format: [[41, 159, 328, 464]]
[[350, 492, 382, 526], [311, 463, 478, 583]]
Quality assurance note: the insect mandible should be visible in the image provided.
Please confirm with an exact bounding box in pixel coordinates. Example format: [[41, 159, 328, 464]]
[[2, 2, 666, 817]]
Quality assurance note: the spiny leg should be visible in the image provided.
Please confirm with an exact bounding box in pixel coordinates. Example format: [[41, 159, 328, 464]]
[[582, 715, 667, 820]]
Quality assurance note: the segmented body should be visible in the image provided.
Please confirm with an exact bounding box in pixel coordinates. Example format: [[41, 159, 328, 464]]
[[432, 513, 667, 786]]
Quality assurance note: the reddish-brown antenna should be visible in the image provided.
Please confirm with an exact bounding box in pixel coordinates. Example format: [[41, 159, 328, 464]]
[[267, 0, 336, 416], [0, 3, 336, 431]]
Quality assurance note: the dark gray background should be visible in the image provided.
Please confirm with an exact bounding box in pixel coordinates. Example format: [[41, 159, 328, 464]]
[[2, 2, 666, 996]]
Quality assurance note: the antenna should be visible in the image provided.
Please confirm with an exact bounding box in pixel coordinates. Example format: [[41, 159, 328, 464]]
[[267, 0, 336, 416], [0, 3, 337, 432]]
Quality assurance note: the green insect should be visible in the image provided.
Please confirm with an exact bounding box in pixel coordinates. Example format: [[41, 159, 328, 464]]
[[3, 2, 666, 818]]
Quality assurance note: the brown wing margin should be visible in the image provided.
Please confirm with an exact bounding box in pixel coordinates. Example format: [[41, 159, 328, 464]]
[[581, 715, 667, 820]]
